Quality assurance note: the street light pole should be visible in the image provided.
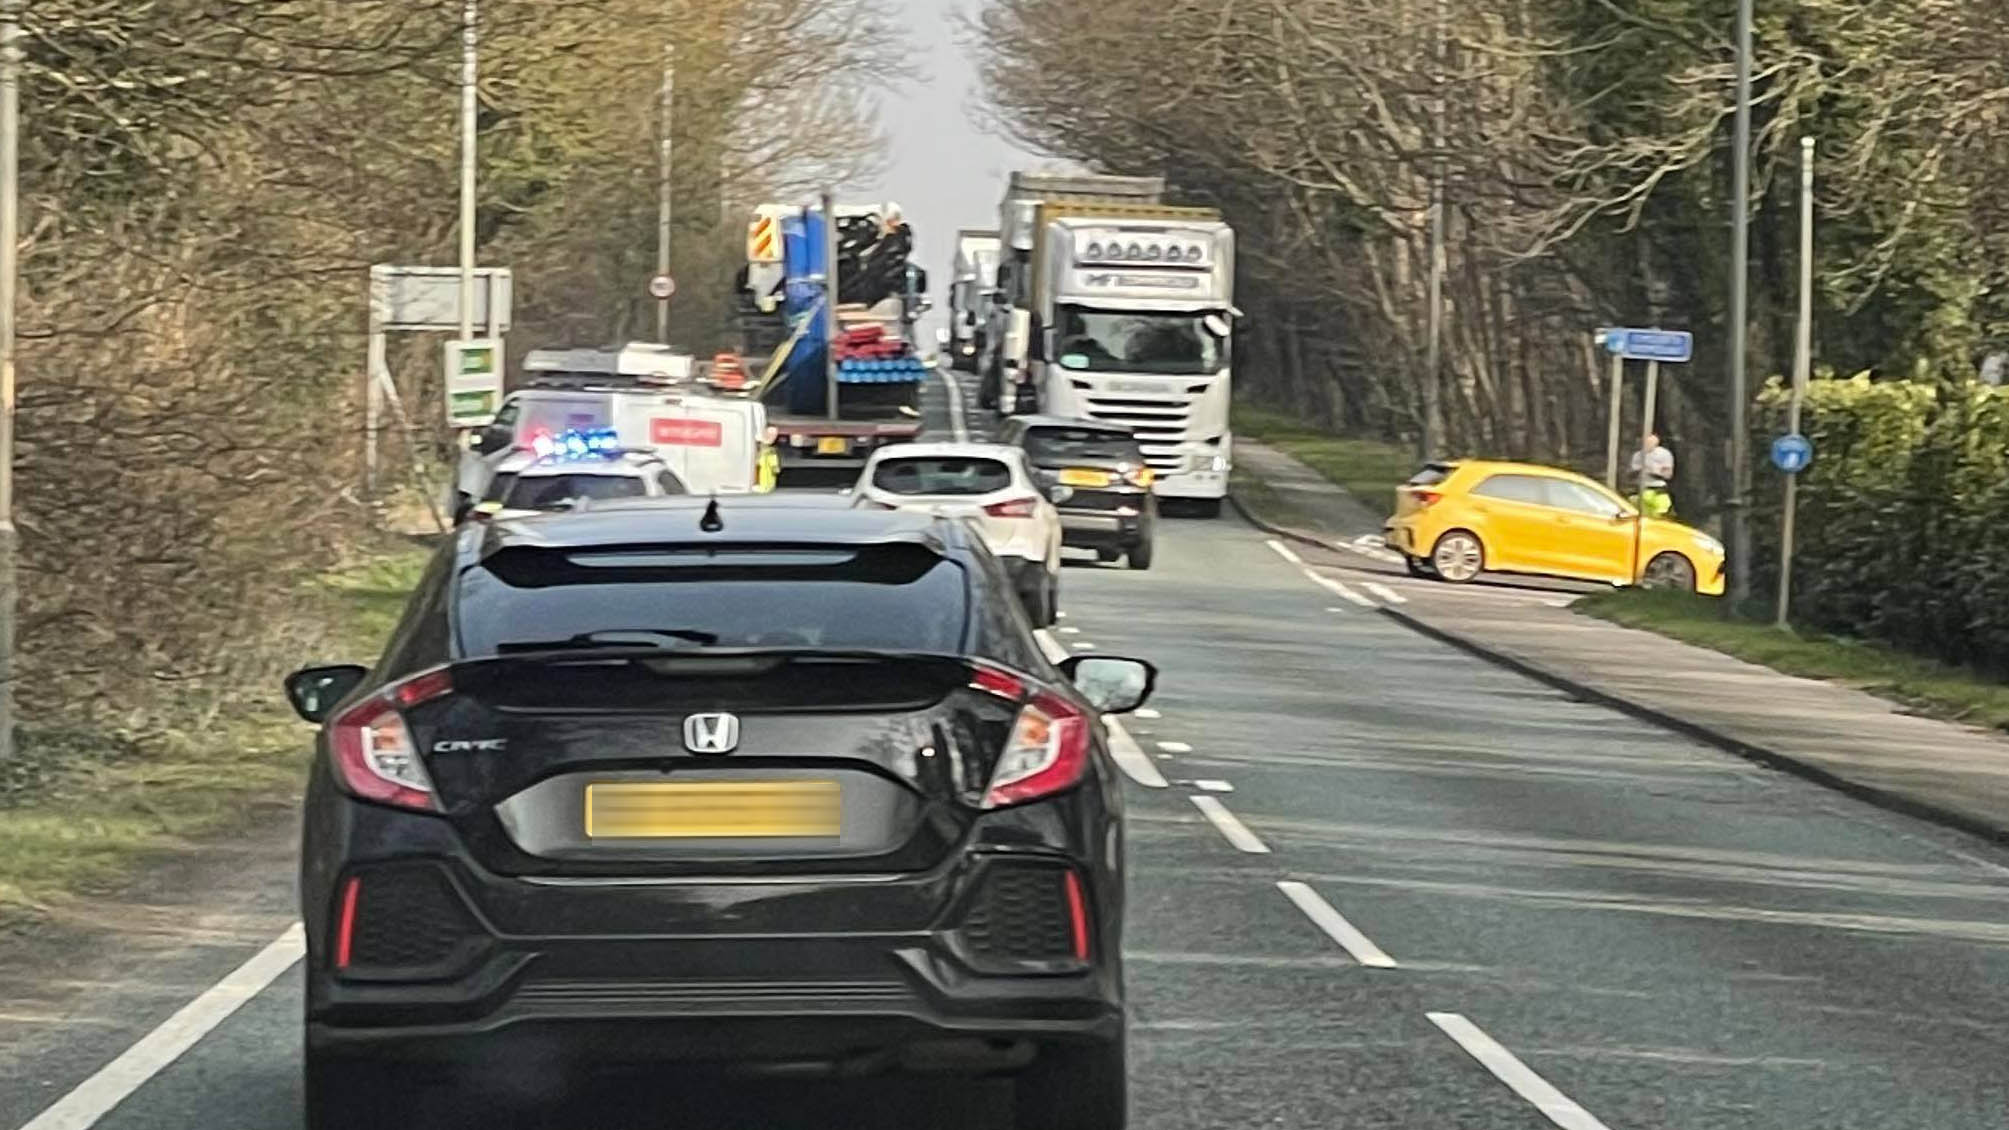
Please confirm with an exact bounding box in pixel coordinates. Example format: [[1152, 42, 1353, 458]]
[[1727, 0, 1754, 603], [656, 44, 674, 344], [458, 0, 478, 343], [1419, 0, 1447, 463], [0, 0, 19, 764]]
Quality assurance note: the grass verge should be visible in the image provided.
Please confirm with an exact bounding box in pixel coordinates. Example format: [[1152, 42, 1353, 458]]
[[1234, 406, 1414, 518], [0, 544, 432, 924], [1577, 589, 2009, 733]]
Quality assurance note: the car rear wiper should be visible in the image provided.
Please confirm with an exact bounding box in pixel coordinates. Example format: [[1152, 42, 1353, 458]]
[[498, 628, 722, 653]]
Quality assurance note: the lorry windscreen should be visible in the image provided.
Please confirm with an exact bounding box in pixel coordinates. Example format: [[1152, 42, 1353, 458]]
[[1053, 306, 1223, 375]]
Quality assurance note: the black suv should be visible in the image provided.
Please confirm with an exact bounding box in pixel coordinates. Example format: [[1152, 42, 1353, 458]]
[[1000, 416, 1158, 570], [284, 496, 1153, 1130]]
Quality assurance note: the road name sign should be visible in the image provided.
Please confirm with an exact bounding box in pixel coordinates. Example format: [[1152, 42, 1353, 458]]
[[1598, 327, 1694, 364], [1771, 433, 1814, 474]]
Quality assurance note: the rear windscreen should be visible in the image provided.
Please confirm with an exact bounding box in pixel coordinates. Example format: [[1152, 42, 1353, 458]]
[[455, 544, 968, 656], [504, 474, 647, 509], [871, 457, 1012, 496], [1406, 463, 1457, 487], [1023, 427, 1142, 464]]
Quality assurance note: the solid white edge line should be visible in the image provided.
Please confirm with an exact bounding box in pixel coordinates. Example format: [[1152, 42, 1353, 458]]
[[1276, 881, 1398, 969], [936, 364, 971, 443], [1189, 795, 1270, 853], [1106, 714, 1171, 788], [1426, 1012, 1614, 1130], [1034, 628, 1069, 663], [1264, 539, 1304, 565], [1303, 568, 1376, 608], [1361, 581, 1408, 605], [23, 924, 306, 1130], [1033, 629, 1168, 789]]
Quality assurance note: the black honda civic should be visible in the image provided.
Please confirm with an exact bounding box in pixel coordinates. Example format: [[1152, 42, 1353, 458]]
[[284, 496, 1153, 1130]]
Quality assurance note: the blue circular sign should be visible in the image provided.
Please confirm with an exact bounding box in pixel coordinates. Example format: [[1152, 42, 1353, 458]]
[[1771, 433, 1814, 474]]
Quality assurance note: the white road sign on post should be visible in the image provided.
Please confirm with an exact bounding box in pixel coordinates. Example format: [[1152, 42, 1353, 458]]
[[444, 338, 504, 427], [650, 274, 677, 300]]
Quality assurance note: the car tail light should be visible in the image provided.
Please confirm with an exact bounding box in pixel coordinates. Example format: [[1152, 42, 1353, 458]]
[[966, 662, 1091, 807], [968, 664, 1026, 701], [1122, 466, 1156, 489], [984, 497, 1040, 519], [1411, 489, 1443, 508], [326, 666, 451, 812]]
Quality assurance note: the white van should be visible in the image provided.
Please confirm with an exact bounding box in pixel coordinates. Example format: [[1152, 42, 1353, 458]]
[[455, 387, 765, 520]]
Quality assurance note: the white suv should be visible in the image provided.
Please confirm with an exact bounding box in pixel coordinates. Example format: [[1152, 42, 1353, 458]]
[[853, 442, 1065, 625]]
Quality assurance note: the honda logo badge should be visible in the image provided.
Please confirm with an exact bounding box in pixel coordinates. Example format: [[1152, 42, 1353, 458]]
[[683, 713, 740, 755]]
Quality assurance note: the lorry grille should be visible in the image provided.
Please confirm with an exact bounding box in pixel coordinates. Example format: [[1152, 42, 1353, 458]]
[[1076, 386, 1196, 472]]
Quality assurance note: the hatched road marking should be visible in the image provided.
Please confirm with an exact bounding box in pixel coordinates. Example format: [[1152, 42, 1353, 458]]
[[1264, 539, 1304, 565]]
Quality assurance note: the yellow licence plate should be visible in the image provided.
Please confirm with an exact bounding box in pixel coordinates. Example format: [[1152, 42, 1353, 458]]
[[816, 436, 849, 455], [1058, 468, 1113, 488], [584, 780, 841, 839]]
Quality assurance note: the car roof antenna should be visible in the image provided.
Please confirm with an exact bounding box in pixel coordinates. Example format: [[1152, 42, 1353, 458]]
[[700, 495, 724, 533]]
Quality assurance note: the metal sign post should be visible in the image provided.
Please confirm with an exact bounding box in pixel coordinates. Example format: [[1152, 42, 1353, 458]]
[[1604, 350, 1624, 489], [1776, 138, 1817, 628], [364, 265, 513, 495], [1599, 327, 1692, 583], [1632, 359, 1661, 583]]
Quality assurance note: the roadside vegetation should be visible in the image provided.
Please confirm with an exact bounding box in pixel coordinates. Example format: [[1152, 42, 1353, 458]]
[[0, 546, 429, 927], [1578, 590, 2009, 734], [1, 2, 906, 922], [1233, 408, 1413, 518]]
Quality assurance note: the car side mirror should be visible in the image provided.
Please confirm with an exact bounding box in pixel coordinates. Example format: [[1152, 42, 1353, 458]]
[[284, 664, 369, 724], [1058, 656, 1156, 714]]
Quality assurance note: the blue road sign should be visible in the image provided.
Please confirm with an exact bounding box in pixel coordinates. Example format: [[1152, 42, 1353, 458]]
[[1771, 433, 1814, 474], [1598, 327, 1694, 364]]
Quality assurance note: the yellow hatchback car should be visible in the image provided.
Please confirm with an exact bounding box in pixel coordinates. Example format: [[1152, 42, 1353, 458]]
[[1382, 460, 1726, 594]]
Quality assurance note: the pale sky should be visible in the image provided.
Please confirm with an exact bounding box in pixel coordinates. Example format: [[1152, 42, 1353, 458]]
[[851, 0, 1050, 334]]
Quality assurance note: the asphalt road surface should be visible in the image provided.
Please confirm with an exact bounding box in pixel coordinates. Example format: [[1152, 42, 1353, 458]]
[[10, 371, 2009, 1129]]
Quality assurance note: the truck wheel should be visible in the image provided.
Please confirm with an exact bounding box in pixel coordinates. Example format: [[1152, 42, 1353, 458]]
[[1127, 538, 1154, 571]]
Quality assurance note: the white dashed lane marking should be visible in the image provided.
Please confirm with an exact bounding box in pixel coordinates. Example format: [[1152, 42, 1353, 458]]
[[1277, 881, 1399, 969], [1428, 1012, 1615, 1130], [1190, 795, 1271, 853]]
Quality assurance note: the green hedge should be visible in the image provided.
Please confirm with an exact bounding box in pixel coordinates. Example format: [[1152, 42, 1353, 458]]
[[1751, 376, 2009, 673]]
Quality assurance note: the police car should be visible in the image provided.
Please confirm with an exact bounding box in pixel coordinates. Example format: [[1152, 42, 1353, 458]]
[[468, 429, 687, 522]]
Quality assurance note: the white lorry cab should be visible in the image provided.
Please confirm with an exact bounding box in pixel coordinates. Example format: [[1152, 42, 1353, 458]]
[[993, 175, 1237, 513]]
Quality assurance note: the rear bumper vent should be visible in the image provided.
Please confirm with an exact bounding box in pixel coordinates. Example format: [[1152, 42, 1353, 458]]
[[955, 861, 1083, 971], [342, 862, 489, 980]]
